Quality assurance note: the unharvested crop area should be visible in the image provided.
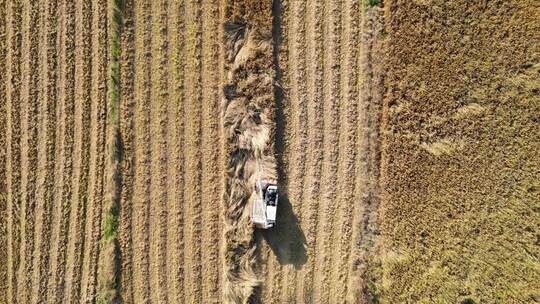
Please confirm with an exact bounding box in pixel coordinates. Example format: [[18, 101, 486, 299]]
[[1, 0, 538, 303], [380, 0, 540, 303]]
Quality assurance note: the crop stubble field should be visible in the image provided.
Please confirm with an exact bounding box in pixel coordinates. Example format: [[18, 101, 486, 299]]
[[1, 0, 378, 302], [0, 0, 538, 303], [1, 0, 109, 303]]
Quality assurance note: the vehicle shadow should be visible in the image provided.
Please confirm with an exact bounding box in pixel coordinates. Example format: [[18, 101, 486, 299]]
[[259, 191, 307, 269], [257, 0, 307, 271]]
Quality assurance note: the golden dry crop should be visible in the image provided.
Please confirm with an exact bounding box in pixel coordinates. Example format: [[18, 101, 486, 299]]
[[0, 0, 538, 303]]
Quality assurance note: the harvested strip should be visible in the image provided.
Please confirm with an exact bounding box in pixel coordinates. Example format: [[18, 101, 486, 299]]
[[165, 0, 187, 302], [261, 0, 291, 300], [148, 0, 169, 302], [131, 0, 152, 301], [46, 0, 77, 301], [294, 0, 324, 302], [31, 0, 60, 300], [80, 0, 108, 301], [312, 0, 342, 302], [222, 0, 276, 303], [17, 1, 41, 302], [183, 0, 203, 302], [350, 6, 385, 303], [200, 0, 222, 301], [6, 1, 23, 302], [329, 0, 362, 300], [118, 0, 136, 302], [0, 0, 7, 300], [62, 0, 93, 302], [277, 0, 308, 302]]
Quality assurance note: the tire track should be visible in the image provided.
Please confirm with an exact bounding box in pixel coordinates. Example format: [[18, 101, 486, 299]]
[[6, 1, 22, 302], [118, 0, 136, 302], [262, 0, 290, 300], [201, 0, 221, 302], [294, 0, 324, 302], [131, 0, 152, 302], [31, 0, 60, 301], [47, 0, 77, 301], [149, 0, 169, 302], [17, 1, 40, 302], [0, 0, 8, 300], [63, 0, 93, 302], [217, 0, 226, 301], [277, 0, 308, 302], [312, 0, 342, 302], [165, 0, 187, 303], [184, 0, 204, 302], [80, 0, 108, 301], [353, 6, 384, 303], [329, 1, 361, 301]]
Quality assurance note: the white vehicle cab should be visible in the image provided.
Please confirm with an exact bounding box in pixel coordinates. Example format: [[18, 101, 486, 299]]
[[251, 180, 279, 229]]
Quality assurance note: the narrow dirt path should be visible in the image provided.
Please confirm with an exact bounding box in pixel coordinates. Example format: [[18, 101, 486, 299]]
[[277, 1, 308, 301], [31, 0, 60, 301], [62, 1, 94, 302], [0, 0, 8, 301], [17, 2, 41, 302], [184, 1, 204, 302], [149, 0, 170, 302], [330, 0, 362, 301], [131, 0, 152, 302], [6, 1, 23, 302], [46, 1, 76, 301], [295, 0, 324, 302], [200, 0, 222, 301], [164, 1, 187, 302], [118, 0, 136, 302], [79, 0, 108, 301]]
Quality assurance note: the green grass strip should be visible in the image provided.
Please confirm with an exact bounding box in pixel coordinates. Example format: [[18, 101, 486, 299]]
[[98, 0, 123, 303]]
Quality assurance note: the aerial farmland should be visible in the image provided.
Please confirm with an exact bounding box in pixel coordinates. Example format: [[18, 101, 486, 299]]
[[0, 0, 538, 303]]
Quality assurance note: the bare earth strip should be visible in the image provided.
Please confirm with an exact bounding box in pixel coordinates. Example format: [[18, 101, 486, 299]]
[[79, 0, 108, 301], [200, 0, 222, 302], [63, 0, 93, 302], [31, 0, 60, 301], [118, 0, 136, 302], [164, 0, 187, 302], [277, 1, 308, 301], [0, 0, 7, 300], [17, 2, 40, 302], [329, 0, 362, 301], [149, 0, 170, 302], [295, 0, 324, 301], [184, 0, 204, 302], [131, 0, 152, 301], [6, 1, 22, 302]]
